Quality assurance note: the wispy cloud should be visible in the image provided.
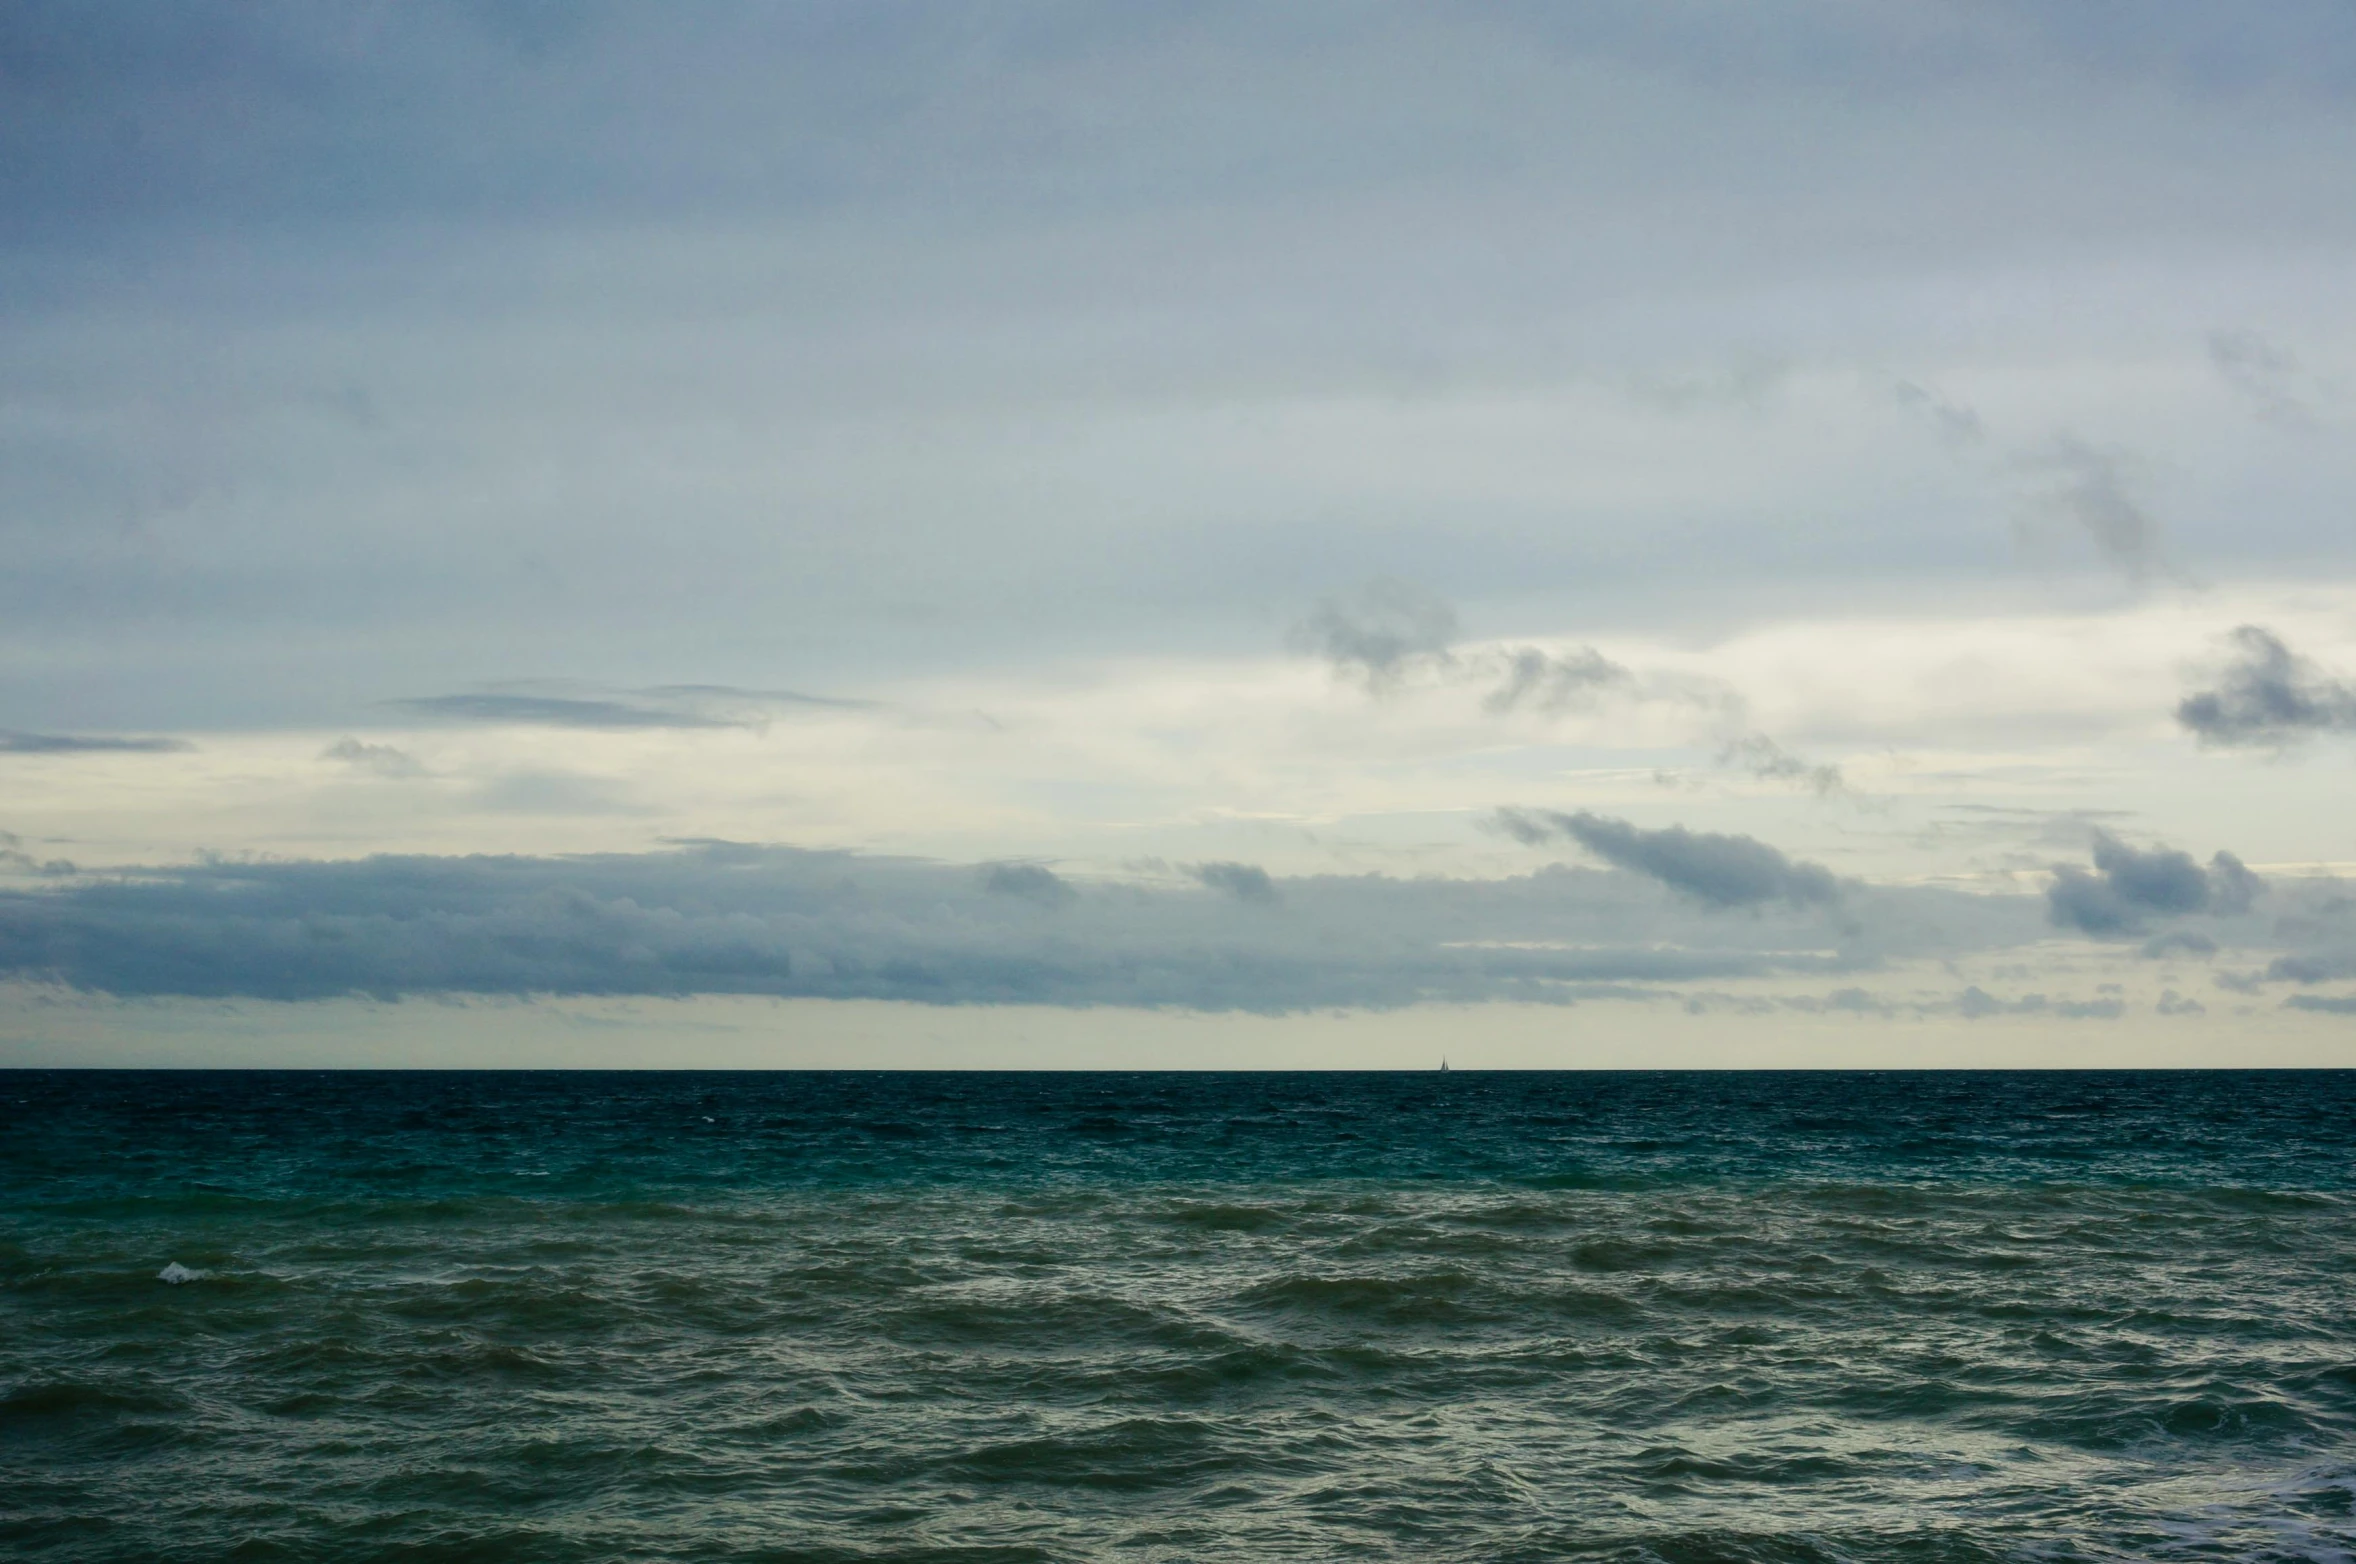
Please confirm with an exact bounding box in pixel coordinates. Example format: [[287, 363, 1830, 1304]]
[[2208, 330, 2322, 430], [2015, 436, 2176, 586], [0, 731, 191, 755], [1291, 579, 1461, 695], [386, 682, 871, 732], [388, 694, 742, 730]]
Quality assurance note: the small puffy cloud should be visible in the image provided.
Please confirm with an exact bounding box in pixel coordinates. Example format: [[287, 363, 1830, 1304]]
[[981, 862, 1077, 908], [321, 738, 427, 779], [1495, 808, 1840, 909], [0, 731, 190, 754], [2176, 626, 2356, 747], [2045, 832, 2264, 936], [1192, 861, 1277, 904]]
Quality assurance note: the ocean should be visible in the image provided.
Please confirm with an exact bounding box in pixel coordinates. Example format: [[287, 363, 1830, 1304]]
[[4, 1069, 2353, 1562]]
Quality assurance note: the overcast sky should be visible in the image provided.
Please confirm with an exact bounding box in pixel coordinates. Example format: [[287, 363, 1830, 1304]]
[[7, 2, 2356, 1065]]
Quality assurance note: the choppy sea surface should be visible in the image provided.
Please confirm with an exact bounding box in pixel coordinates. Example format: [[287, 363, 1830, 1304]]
[[5, 1070, 2355, 1563]]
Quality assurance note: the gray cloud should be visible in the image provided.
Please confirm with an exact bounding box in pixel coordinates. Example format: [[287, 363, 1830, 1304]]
[[388, 694, 743, 730], [2176, 626, 2356, 746], [1192, 862, 1278, 905], [1953, 985, 2123, 1021], [1494, 809, 1840, 909], [1292, 579, 1460, 694], [639, 684, 875, 711], [2017, 436, 2172, 584], [1481, 646, 1633, 715], [981, 862, 1076, 909], [0, 841, 2056, 1010], [2286, 994, 2356, 1016], [2208, 329, 2318, 429], [2045, 831, 2264, 936], [0, 830, 74, 877], [321, 738, 427, 779], [0, 731, 190, 754], [1717, 734, 1846, 797], [1297, 583, 1697, 729], [5, 4, 2355, 739], [1890, 380, 1988, 449], [2267, 952, 2356, 985]]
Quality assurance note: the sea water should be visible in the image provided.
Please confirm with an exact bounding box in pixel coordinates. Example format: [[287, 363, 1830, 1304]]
[[4, 1070, 2354, 1562]]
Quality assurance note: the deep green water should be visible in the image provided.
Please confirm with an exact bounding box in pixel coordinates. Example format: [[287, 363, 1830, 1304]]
[[4, 1070, 2355, 1562]]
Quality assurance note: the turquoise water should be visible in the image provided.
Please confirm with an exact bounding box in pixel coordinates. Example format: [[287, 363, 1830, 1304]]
[[5, 1070, 2355, 1561]]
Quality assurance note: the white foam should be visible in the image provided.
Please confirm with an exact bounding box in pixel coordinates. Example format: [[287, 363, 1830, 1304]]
[[157, 1261, 203, 1285]]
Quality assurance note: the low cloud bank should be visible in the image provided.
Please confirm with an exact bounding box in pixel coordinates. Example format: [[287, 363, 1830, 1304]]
[[6, 839, 2347, 1013], [0, 841, 2036, 1010]]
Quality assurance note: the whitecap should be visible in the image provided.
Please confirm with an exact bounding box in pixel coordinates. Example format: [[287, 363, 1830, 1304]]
[[157, 1261, 203, 1285]]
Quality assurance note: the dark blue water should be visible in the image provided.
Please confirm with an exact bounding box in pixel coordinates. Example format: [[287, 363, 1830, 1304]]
[[5, 1070, 2355, 1562]]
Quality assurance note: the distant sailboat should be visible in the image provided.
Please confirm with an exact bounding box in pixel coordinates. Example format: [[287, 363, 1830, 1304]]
[[1439, 1058, 1450, 1072]]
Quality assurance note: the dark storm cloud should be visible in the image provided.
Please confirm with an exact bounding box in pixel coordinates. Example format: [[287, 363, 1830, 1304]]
[[389, 694, 742, 730], [1494, 809, 1840, 909], [0, 731, 190, 754], [2175, 627, 2356, 746], [1191, 862, 1278, 904], [2045, 831, 2264, 936], [0, 842, 2052, 1010]]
